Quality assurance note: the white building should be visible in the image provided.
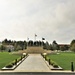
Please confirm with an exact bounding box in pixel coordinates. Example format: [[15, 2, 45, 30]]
[[6, 45, 14, 52]]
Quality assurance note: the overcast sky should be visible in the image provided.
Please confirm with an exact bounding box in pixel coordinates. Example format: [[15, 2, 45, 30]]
[[0, 0, 75, 44]]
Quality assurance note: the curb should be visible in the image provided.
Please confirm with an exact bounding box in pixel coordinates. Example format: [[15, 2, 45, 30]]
[[1, 55, 29, 71], [41, 55, 63, 70]]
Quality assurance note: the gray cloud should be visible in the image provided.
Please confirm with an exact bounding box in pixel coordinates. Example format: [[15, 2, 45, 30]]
[[0, 0, 75, 44]]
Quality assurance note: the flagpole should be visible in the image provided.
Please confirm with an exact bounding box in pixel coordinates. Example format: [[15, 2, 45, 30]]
[[35, 34, 37, 41], [42, 37, 45, 47], [42, 38, 44, 47], [27, 37, 29, 47], [35, 35, 36, 41]]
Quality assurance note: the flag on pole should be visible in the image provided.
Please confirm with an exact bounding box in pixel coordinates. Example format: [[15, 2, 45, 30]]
[[35, 34, 37, 37], [35, 34, 37, 41], [27, 37, 29, 41], [42, 38, 45, 40]]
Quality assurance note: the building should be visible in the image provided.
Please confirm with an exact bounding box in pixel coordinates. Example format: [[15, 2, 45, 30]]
[[6, 45, 14, 52]]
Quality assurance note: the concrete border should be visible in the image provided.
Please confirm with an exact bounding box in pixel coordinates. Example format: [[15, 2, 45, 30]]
[[1, 55, 29, 71], [41, 55, 63, 70]]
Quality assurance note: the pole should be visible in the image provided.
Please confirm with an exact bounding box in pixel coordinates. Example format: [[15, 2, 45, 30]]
[[42, 40, 43, 47], [42, 38, 45, 47], [35, 35, 36, 41], [27, 37, 29, 47], [71, 62, 74, 72], [35, 34, 37, 41]]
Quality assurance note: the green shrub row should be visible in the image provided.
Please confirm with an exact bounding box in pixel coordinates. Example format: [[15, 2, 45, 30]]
[[41, 53, 46, 58], [5, 54, 27, 68], [43, 55, 59, 68], [6, 63, 13, 68], [41, 53, 59, 68], [50, 60, 59, 68]]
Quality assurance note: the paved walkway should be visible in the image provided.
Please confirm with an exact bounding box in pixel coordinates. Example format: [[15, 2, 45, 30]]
[[15, 54, 50, 72]]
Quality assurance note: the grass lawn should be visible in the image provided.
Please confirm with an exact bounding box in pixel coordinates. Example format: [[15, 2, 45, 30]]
[[0, 52, 20, 69], [47, 52, 75, 70]]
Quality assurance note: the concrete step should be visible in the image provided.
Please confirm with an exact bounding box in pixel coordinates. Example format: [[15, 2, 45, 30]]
[[25, 46, 45, 53]]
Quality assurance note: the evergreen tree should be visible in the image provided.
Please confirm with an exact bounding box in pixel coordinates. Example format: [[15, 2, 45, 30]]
[[49, 44, 53, 50], [52, 40, 59, 50], [45, 41, 50, 50], [70, 39, 75, 52]]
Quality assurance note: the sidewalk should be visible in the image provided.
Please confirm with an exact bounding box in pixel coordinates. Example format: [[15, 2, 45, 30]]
[[14, 54, 51, 72]]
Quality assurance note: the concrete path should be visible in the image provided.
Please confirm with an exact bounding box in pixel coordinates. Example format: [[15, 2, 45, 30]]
[[15, 54, 50, 72]]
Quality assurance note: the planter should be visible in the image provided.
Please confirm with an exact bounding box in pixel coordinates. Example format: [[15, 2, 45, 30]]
[[50, 65, 63, 70], [1, 54, 29, 70], [42, 56, 63, 70]]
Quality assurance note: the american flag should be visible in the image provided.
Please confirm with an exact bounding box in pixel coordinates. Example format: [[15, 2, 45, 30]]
[[35, 34, 37, 37], [42, 38, 45, 40], [27, 37, 29, 41]]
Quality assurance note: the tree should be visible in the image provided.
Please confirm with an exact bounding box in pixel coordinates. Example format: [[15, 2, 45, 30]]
[[70, 44, 75, 52], [43, 43, 46, 49], [16, 45, 22, 51], [49, 44, 53, 50], [0, 45, 6, 52], [44, 41, 50, 50], [2, 38, 8, 45], [39, 41, 42, 46], [28, 40, 33, 46], [34, 41, 40, 46], [52, 40, 59, 50], [64, 45, 69, 50], [70, 40, 75, 45], [60, 46, 65, 51], [70, 40, 75, 47], [24, 41, 27, 49], [2, 39, 13, 45], [70, 40, 75, 52]]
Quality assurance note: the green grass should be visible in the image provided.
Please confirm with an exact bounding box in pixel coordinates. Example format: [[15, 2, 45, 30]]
[[47, 52, 75, 70], [0, 52, 20, 69]]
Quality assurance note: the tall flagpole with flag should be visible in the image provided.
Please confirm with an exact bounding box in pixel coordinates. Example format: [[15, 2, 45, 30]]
[[42, 37, 45, 46], [35, 34, 37, 41], [27, 37, 29, 46]]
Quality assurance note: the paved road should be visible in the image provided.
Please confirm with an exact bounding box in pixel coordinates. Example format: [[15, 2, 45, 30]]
[[0, 72, 75, 75], [15, 54, 50, 72]]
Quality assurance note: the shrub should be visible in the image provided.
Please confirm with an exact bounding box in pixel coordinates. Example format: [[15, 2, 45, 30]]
[[6, 63, 13, 68], [14, 59, 17, 65], [11, 62, 15, 65], [53, 63, 59, 68], [22, 55, 25, 58], [46, 57, 49, 61], [50, 60, 55, 65], [26, 53, 28, 56], [11, 60, 15, 65], [17, 57, 21, 62], [42, 55, 44, 58]]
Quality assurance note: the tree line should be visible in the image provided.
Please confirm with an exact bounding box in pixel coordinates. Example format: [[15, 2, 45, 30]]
[[0, 39, 27, 51], [0, 38, 75, 52], [43, 40, 69, 51]]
